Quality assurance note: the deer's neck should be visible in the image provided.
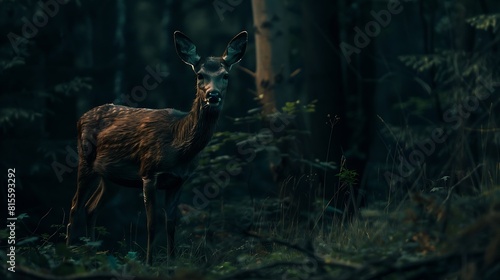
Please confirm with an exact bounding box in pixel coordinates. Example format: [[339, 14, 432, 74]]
[[173, 94, 220, 161]]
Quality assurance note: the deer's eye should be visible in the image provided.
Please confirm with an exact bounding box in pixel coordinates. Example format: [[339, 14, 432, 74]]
[[197, 74, 204, 80], [223, 74, 229, 80]]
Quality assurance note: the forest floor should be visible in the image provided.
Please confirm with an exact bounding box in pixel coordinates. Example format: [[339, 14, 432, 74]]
[[2, 185, 500, 280]]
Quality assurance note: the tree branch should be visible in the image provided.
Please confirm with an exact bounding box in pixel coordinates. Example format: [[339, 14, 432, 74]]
[[237, 65, 256, 78]]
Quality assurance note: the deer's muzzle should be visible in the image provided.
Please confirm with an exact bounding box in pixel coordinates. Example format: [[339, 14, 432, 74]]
[[205, 91, 221, 106]]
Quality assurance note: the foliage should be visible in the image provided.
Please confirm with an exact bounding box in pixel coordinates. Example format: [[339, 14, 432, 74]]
[[3, 186, 499, 279], [0, 108, 42, 130], [282, 99, 317, 115], [466, 13, 500, 32], [187, 98, 334, 190], [53, 77, 93, 97], [0, 0, 92, 176], [385, 9, 500, 196], [336, 165, 358, 186]]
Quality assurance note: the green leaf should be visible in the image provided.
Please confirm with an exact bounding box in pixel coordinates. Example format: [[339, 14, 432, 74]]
[[17, 213, 30, 220], [107, 255, 119, 269], [336, 168, 359, 185], [126, 251, 138, 260], [17, 236, 38, 246]]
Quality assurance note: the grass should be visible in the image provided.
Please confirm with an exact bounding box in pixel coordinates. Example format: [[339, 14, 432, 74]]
[[2, 181, 499, 279]]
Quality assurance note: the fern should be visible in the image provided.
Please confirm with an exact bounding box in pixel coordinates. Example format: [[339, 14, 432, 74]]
[[54, 77, 93, 96], [399, 54, 444, 73], [0, 56, 26, 71], [0, 108, 42, 128], [282, 99, 317, 115], [467, 14, 500, 32]]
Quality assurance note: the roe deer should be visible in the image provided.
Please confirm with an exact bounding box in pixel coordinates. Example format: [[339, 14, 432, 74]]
[[66, 31, 248, 264]]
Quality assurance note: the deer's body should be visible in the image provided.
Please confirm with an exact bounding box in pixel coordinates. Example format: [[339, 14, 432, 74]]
[[66, 31, 247, 264], [80, 102, 216, 187]]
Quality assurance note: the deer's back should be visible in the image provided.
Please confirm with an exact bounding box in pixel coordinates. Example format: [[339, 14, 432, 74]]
[[78, 104, 188, 182]]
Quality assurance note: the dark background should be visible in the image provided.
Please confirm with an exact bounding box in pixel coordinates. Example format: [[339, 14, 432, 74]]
[[1, 0, 500, 272]]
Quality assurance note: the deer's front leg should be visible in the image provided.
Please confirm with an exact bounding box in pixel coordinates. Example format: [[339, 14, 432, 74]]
[[165, 186, 182, 259], [142, 176, 157, 265]]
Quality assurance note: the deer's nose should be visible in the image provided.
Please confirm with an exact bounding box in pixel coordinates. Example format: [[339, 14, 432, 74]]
[[206, 91, 221, 104]]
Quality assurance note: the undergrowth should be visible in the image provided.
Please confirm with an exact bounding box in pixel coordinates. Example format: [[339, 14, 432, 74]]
[[1, 183, 499, 279]]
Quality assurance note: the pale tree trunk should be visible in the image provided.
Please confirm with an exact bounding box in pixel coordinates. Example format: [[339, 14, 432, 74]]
[[252, 0, 290, 114], [251, 0, 314, 216]]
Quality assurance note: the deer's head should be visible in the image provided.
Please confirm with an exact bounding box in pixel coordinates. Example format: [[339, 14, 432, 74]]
[[174, 31, 247, 111]]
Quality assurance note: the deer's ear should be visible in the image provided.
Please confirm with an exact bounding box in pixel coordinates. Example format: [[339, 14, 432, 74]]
[[174, 31, 201, 68], [222, 31, 248, 67]]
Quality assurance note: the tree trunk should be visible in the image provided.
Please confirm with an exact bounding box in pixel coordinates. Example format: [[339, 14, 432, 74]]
[[251, 0, 315, 217], [251, 0, 290, 114]]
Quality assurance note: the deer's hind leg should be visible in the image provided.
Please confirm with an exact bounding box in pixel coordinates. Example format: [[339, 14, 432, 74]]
[[67, 161, 100, 245], [85, 178, 110, 241]]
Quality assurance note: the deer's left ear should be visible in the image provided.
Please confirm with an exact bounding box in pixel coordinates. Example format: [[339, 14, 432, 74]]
[[174, 31, 201, 68], [222, 31, 248, 67]]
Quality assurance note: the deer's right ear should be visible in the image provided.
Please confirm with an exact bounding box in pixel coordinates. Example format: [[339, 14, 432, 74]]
[[174, 31, 201, 69], [222, 31, 248, 67]]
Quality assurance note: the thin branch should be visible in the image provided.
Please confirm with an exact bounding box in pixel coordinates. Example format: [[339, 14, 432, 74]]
[[442, 164, 482, 205], [289, 68, 301, 78], [237, 65, 256, 78], [31, 208, 53, 235]]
